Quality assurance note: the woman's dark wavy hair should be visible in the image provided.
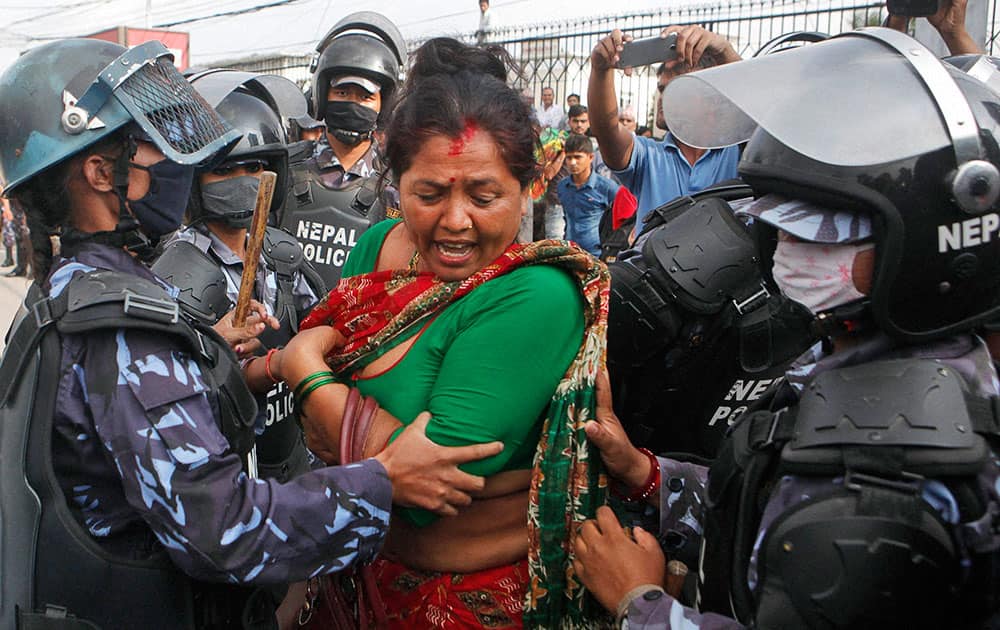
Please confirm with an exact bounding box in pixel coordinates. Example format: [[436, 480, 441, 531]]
[[385, 38, 541, 189]]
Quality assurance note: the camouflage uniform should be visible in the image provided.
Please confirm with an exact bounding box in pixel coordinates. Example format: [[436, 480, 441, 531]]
[[623, 333, 1000, 628], [49, 242, 391, 584]]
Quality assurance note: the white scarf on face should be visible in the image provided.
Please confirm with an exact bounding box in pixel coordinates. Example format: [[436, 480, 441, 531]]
[[771, 239, 874, 314]]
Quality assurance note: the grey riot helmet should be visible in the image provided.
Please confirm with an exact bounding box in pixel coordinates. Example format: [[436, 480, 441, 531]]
[[187, 70, 306, 226], [310, 11, 405, 124], [0, 38, 239, 194], [0, 38, 240, 263]]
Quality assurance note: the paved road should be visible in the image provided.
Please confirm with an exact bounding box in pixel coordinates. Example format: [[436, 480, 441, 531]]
[[0, 269, 30, 355]]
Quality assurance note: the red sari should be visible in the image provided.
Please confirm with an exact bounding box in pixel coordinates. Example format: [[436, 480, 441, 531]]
[[373, 558, 530, 628]]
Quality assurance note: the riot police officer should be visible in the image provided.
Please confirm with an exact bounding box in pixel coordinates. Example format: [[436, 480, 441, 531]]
[[290, 113, 326, 144], [574, 29, 1000, 629], [605, 183, 815, 459], [0, 38, 501, 629], [281, 11, 404, 287], [155, 69, 326, 483]]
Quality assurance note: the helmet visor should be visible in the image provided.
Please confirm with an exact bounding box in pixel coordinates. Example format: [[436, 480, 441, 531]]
[[662, 32, 953, 167], [74, 41, 240, 165]]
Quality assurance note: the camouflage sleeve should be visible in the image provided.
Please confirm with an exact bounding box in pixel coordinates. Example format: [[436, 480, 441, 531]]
[[85, 328, 391, 585], [625, 589, 746, 629], [293, 268, 320, 312], [658, 457, 709, 544]]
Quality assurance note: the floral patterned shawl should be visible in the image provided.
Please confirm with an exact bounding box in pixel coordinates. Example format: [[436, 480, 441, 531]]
[[300, 239, 613, 628]]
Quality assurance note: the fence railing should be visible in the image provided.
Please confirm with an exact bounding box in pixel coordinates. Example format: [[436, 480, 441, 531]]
[[224, 0, 999, 130]]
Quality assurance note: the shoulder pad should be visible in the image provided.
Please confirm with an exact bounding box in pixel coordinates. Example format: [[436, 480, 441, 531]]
[[291, 168, 383, 217], [793, 359, 977, 450], [152, 241, 232, 325], [262, 226, 303, 273], [606, 257, 683, 366], [783, 358, 990, 476], [642, 197, 761, 315], [0, 272, 194, 407], [63, 270, 177, 323]]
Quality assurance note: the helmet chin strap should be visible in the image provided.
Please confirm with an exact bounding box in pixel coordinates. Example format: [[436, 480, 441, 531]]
[[329, 127, 374, 146], [811, 299, 875, 341], [61, 135, 156, 261]]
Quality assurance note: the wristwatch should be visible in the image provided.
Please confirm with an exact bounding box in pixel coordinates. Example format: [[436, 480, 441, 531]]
[[617, 586, 666, 629]]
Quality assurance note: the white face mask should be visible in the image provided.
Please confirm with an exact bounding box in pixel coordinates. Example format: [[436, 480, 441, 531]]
[[771, 239, 874, 315]]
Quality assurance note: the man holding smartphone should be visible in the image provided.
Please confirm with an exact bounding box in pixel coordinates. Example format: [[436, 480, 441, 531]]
[[588, 25, 742, 230], [885, 0, 981, 55]]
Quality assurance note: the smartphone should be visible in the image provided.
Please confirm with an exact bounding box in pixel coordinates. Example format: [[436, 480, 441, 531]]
[[886, 0, 939, 16], [616, 34, 679, 69]]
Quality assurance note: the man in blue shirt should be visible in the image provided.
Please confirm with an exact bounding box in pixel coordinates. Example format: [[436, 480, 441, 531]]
[[557, 133, 620, 256], [588, 24, 742, 228]]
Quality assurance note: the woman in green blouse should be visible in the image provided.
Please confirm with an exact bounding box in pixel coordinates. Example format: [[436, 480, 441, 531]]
[[291, 37, 612, 628]]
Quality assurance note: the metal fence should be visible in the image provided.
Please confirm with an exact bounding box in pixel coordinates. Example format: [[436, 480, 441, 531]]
[[220, 52, 313, 87], [225, 0, 999, 129]]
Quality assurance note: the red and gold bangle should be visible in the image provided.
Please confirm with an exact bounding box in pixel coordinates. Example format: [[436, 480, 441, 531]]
[[625, 448, 661, 502], [264, 347, 280, 384]]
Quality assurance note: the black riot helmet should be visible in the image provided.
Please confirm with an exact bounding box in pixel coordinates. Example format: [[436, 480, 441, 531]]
[[663, 27, 1000, 343], [187, 70, 308, 224], [310, 11, 405, 122]]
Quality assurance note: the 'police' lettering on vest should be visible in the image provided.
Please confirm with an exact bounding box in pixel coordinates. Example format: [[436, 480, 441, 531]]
[[265, 381, 294, 427], [938, 213, 1000, 253], [707, 377, 775, 427], [295, 220, 358, 269]]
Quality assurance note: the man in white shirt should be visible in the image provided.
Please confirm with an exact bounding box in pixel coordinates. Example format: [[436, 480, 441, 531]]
[[534, 86, 566, 130], [476, 0, 492, 44]]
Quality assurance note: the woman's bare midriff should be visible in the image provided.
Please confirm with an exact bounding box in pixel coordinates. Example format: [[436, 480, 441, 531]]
[[381, 470, 532, 573]]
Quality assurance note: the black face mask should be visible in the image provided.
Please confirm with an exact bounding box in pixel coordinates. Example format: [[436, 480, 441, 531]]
[[200, 175, 260, 230], [324, 101, 378, 146], [128, 159, 195, 238]]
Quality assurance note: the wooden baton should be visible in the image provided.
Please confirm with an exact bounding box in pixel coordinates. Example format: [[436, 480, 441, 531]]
[[665, 559, 689, 599], [232, 170, 277, 327]]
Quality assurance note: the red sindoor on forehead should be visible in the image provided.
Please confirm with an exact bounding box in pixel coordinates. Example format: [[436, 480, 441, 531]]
[[448, 120, 480, 156]]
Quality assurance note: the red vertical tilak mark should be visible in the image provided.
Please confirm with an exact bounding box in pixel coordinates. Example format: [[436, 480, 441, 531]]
[[448, 119, 479, 156]]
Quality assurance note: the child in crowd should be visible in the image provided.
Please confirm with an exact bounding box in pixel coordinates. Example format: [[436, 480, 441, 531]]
[[557, 133, 620, 256]]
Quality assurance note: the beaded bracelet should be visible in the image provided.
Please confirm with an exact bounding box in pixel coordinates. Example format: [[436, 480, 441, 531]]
[[625, 448, 661, 502], [293, 370, 335, 401], [264, 348, 280, 384]]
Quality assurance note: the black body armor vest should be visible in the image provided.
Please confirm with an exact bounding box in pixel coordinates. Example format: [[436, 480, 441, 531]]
[[281, 156, 385, 288]]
